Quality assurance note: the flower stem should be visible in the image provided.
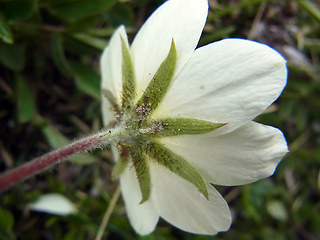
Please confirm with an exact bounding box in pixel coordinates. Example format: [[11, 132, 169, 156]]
[[0, 128, 119, 192]]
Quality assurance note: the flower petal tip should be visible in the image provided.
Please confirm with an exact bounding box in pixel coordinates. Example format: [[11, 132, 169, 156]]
[[29, 193, 77, 216]]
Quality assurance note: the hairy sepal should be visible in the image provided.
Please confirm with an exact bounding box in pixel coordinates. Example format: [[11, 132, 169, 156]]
[[121, 37, 136, 109], [146, 118, 226, 136], [136, 39, 177, 114], [129, 145, 151, 204], [145, 140, 208, 200]]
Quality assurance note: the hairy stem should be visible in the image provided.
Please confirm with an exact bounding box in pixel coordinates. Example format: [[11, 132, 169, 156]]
[[0, 128, 119, 192]]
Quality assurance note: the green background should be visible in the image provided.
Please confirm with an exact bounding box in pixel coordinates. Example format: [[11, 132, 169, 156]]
[[0, 0, 319, 239]]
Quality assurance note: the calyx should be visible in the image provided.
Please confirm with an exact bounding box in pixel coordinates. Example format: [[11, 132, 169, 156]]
[[103, 38, 225, 203]]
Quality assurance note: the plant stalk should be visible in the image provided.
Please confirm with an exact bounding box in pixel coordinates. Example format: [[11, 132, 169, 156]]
[[0, 128, 119, 192]]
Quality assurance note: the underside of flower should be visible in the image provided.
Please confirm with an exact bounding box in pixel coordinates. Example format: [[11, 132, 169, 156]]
[[100, 0, 288, 235], [103, 38, 226, 204]]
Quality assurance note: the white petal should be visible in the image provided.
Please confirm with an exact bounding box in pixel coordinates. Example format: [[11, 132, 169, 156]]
[[158, 121, 288, 186], [100, 25, 129, 125], [29, 193, 77, 216], [154, 39, 287, 134], [131, 0, 208, 100], [150, 163, 231, 235], [120, 165, 159, 235]]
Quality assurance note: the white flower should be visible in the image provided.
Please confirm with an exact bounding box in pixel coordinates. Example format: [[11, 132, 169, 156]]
[[100, 0, 288, 236]]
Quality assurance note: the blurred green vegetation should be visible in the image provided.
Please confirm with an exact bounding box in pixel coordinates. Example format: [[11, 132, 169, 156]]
[[0, 0, 319, 239]]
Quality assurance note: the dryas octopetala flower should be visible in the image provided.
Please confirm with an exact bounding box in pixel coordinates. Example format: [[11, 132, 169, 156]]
[[100, 0, 288, 236]]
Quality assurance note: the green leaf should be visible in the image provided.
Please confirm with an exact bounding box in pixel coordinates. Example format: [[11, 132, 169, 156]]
[[16, 74, 36, 123], [241, 186, 261, 222], [1, 0, 37, 21], [51, 33, 72, 77], [67, 16, 99, 33], [210, 0, 267, 20], [42, 123, 68, 149], [146, 118, 225, 136], [48, 0, 117, 22], [0, 208, 15, 240], [41, 123, 96, 164], [63, 35, 99, 55], [0, 208, 14, 230], [0, 42, 24, 71], [0, 14, 14, 44], [136, 39, 177, 114], [296, 0, 320, 22], [145, 140, 208, 199], [69, 62, 101, 100], [130, 145, 151, 204], [121, 37, 136, 109], [71, 33, 108, 50]]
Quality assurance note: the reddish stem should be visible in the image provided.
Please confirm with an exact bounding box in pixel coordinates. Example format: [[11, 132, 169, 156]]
[[0, 132, 106, 192]]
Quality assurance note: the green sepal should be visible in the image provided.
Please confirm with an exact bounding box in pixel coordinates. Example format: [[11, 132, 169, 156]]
[[129, 146, 151, 204], [0, 15, 14, 44], [146, 118, 226, 136], [102, 88, 121, 117], [136, 39, 177, 114], [145, 140, 208, 200], [111, 145, 130, 180], [121, 37, 136, 109]]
